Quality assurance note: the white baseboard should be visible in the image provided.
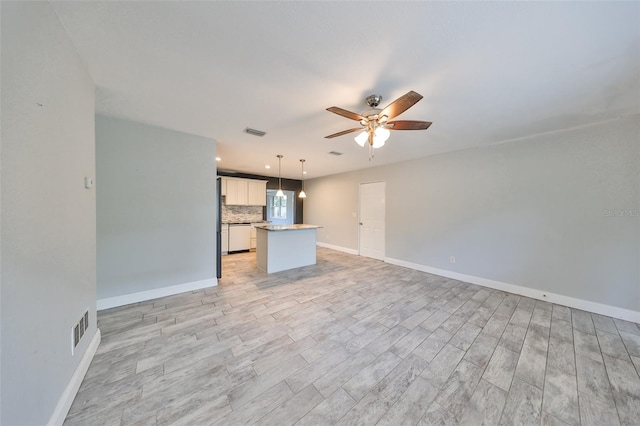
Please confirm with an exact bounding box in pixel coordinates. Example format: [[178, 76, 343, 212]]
[[317, 242, 359, 255], [48, 329, 101, 426], [97, 278, 218, 310], [385, 257, 640, 324]]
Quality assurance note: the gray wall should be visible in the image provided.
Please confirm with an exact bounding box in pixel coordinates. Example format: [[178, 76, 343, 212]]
[[1, 2, 97, 424], [96, 116, 217, 300], [305, 116, 640, 313]]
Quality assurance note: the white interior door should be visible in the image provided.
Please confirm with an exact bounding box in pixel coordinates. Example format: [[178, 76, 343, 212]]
[[359, 182, 385, 260]]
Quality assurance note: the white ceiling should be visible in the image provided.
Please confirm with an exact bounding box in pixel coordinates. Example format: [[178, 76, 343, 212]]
[[50, 1, 639, 180]]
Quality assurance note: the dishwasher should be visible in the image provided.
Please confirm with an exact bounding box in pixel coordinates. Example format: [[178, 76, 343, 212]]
[[228, 224, 251, 252]]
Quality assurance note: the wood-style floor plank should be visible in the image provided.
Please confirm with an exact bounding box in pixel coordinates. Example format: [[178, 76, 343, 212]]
[[64, 248, 639, 425]]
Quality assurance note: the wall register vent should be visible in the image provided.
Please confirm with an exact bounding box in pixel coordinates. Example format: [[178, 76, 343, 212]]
[[244, 127, 266, 137], [71, 309, 90, 355]]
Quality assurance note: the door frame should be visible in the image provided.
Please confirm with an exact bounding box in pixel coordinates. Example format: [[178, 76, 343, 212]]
[[358, 181, 386, 260]]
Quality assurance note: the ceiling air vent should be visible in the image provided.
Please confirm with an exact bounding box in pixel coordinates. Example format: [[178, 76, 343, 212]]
[[244, 127, 266, 137], [328, 151, 343, 156]]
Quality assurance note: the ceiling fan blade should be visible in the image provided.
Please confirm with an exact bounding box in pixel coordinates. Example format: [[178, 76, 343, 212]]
[[379, 91, 423, 120], [327, 107, 365, 122], [386, 120, 432, 130], [325, 128, 363, 139]]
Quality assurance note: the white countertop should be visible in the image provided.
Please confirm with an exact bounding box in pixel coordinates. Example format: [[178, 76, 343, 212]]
[[254, 224, 322, 232]]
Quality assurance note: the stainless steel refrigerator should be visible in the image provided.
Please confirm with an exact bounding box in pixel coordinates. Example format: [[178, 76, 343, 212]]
[[216, 177, 222, 279]]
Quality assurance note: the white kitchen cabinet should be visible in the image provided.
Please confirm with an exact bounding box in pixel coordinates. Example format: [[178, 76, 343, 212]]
[[220, 177, 227, 196], [250, 226, 257, 250], [221, 224, 229, 255], [226, 179, 248, 205], [248, 180, 267, 206], [223, 177, 267, 206]]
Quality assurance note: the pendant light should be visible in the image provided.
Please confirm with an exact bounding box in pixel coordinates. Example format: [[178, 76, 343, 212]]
[[298, 159, 306, 198], [276, 155, 284, 197]]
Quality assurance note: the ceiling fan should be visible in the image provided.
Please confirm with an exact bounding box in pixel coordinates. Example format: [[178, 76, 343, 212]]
[[325, 91, 432, 158]]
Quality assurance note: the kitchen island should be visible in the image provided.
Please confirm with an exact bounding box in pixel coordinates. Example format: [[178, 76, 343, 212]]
[[254, 224, 322, 273]]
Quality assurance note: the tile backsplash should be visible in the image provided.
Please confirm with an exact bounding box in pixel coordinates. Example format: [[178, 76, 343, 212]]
[[222, 197, 263, 223]]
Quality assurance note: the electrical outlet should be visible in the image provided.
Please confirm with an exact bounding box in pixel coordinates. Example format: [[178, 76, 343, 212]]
[[450, 256, 456, 264]]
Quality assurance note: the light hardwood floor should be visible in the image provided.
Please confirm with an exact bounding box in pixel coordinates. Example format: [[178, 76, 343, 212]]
[[65, 248, 640, 425]]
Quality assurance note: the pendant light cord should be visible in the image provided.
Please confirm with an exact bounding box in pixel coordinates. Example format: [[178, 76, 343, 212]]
[[278, 155, 282, 190], [276, 155, 284, 196]]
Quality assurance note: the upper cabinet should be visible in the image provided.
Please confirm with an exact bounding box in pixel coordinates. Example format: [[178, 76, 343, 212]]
[[248, 180, 267, 206], [226, 179, 248, 205], [220, 178, 227, 196], [221, 177, 267, 206]]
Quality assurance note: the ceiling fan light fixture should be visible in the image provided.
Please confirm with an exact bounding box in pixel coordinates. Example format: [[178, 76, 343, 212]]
[[372, 138, 385, 149], [372, 127, 390, 148], [325, 90, 431, 158], [354, 131, 368, 147]]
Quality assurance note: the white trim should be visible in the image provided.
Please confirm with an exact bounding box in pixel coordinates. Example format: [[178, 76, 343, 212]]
[[97, 278, 217, 310], [317, 241, 359, 255], [385, 257, 640, 323], [48, 329, 101, 426]]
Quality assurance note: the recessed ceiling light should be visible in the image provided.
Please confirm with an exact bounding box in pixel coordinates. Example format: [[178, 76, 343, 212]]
[[265, 165, 271, 169], [303, 171, 307, 174], [215, 157, 221, 162]]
